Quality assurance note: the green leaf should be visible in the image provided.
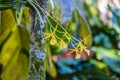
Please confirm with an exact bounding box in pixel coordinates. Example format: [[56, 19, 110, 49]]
[[45, 43, 57, 78], [92, 47, 120, 74], [66, 20, 77, 36], [0, 3, 13, 10], [47, 16, 65, 33], [51, 4, 62, 22], [0, 8, 30, 80], [72, 9, 93, 47], [45, 16, 71, 52], [90, 59, 108, 69], [45, 15, 69, 43], [0, 0, 17, 3]]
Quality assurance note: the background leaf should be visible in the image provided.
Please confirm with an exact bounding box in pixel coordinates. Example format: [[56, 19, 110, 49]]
[[72, 9, 93, 47], [92, 47, 120, 74], [0, 3, 13, 10], [45, 43, 57, 78]]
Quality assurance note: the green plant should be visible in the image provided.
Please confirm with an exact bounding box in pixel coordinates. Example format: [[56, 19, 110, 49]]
[[0, 0, 93, 80]]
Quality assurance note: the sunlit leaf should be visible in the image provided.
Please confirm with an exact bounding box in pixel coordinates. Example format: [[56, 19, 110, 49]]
[[72, 9, 93, 47], [45, 43, 57, 78], [66, 21, 77, 36], [0, 8, 30, 80], [90, 59, 108, 69], [51, 4, 62, 22]]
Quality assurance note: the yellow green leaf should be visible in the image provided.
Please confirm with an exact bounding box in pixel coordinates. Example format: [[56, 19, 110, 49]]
[[72, 9, 93, 47], [0, 8, 30, 80], [45, 43, 57, 78]]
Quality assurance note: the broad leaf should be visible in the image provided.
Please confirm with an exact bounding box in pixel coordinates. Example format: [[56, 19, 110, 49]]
[[72, 9, 93, 47], [0, 8, 30, 80]]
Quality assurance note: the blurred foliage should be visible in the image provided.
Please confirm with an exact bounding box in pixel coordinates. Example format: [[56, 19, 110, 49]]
[[0, 0, 120, 80], [45, 43, 57, 78], [44, 8, 93, 77], [47, 59, 111, 80], [45, 0, 94, 77], [0, 7, 30, 80], [70, 9, 92, 47], [46, 0, 120, 80], [84, 1, 120, 79]]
